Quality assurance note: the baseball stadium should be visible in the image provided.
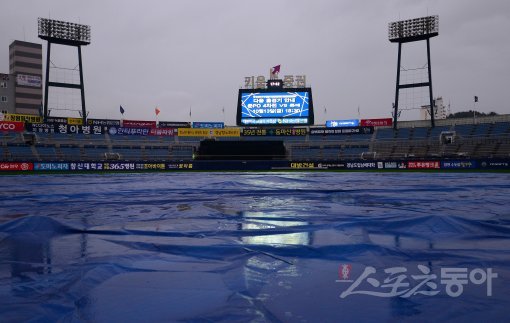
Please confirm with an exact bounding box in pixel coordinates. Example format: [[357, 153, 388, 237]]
[[1, 12, 509, 323]]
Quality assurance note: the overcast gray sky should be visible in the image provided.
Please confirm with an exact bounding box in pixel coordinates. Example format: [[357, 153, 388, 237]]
[[1, 0, 509, 124]]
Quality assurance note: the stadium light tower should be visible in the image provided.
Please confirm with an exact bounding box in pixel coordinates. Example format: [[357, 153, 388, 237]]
[[38, 17, 91, 123], [389, 15, 438, 129]]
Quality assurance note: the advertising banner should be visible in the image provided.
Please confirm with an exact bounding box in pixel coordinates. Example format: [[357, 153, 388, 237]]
[[242, 128, 307, 136], [102, 162, 136, 171], [158, 121, 190, 128], [479, 160, 510, 169], [316, 162, 347, 170], [192, 122, 224, 129], [0, 162, 33, 171], [65, 162, 164, 171], [136, 163, 166, 170], [149, 128, 175, 136], [441, 160, 477, 169], [0, 121, 25, 132], [212, 128, 240, 137], [360, 118, 393, 127], [16, 74, 41, 87], [67, 118, 83, 125], [309, 127, 374, 136], [87, 118, 121, 127], [381, 161, 408, 169], [69, 162, 105, 171], [108, 127, 150, 136], [290, 162, 317, 169], [346, 162, 378, 169], [408, 161, 440, 169], [122, 120, 157, 128], [4, 114, 43, 123], [46, 117, 69, 124], [178, 128, 211, 137], [34, 163, 70, 171], [326, 119, 359, 128], [166, 162, 194, 170], [178, 128, 240, 137], [27, 123, 104, 135]]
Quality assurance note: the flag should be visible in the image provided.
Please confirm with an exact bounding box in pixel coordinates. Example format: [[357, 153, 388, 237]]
[[271, 65, 281, 75], [189, 106, 192, 117], [155, 107, 160, 116], [474, 96, 478, 103], [120, 105, 125, 114]]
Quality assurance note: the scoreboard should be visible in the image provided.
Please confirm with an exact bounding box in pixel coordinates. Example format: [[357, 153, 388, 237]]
[[236, 88, 314, 126]]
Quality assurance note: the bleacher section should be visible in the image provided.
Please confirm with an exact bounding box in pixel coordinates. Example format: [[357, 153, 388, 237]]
[[2, 118, 510, 162]]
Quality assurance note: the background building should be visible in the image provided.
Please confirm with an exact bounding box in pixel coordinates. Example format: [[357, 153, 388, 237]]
[[0, 73, 16, 115], [421, 97, 448, 120], [9, 40, 43, 115]]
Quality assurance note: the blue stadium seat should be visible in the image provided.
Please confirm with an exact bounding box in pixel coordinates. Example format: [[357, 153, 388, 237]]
[[412, 127, 429, 139], [59, 146, 83, 161], [36, 146, 58, 160], [491, 122, 510, 135], [7, 145, 37, 161], [376, 128, 395, 140], [145, 147, 170, 160]]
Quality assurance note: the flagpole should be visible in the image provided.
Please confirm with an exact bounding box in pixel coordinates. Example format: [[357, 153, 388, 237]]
[[473, 97, 476, 124]]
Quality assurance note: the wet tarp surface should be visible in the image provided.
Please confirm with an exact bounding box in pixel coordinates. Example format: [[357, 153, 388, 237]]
[[0, 172, 509, 322]]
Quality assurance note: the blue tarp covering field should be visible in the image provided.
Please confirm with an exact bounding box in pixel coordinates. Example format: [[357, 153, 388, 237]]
[[1, 172, 509, 322]]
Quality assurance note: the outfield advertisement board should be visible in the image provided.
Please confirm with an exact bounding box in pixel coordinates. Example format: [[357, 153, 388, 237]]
[[177, 128, 240, 137], [479, 160, 510, 169], [0, 121, 25, 132], [34, 163, 70, 171], [326, 119, 359, 128], [441, 160, 478, 169], [122, 120, 157, 128], [27, 123, 105, 134], [309, 127, 374, 136], [242, 128, 307, 136], [4, 114, 43, 123], [408, 161, 441, 169], [0, 159, 509, 172], [360, 118, 393, 127], [109, 127, 150, 136], [192, 122, 224, 129], [158, 121, 190, 128], [87, 119, 121, 127], [0, 162, 33, 171]]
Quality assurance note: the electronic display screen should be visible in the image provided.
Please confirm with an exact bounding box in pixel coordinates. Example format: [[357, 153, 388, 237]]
[[236, 88, 314, 126]]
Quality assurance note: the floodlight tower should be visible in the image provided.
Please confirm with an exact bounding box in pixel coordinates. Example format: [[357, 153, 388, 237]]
[[389, 15, 438, 129], [38, 18, 91, 123]]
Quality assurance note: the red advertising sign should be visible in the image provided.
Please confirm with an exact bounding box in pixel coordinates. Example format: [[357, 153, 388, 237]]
[[408, 161, 440, 169], [0, 121, 25, 132], [122, 120, 157, 128], [149, 128, 175, 136], [0, 162, 34, 171], [360, 118, 393, 127]]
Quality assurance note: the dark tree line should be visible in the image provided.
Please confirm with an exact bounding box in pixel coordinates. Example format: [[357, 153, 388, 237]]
[[447, 111, 498, 119]]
